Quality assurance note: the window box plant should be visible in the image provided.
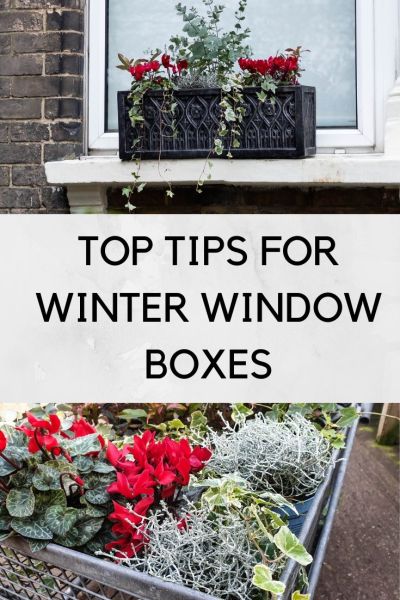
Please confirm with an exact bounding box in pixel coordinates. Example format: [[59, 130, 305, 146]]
[[118, 84, 316, 161], [117, 0, 316, 192], [0, 403, 358, 600]]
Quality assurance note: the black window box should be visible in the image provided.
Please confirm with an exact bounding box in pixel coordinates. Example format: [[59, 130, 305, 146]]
[[118, 85, 316, 161]]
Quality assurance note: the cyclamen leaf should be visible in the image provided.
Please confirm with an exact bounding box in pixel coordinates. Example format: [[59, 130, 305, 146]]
[[56, 518, 103, 548], [0, 459, 17, 477], [92, 462, 115, 474], [11, 517, 53, 540], [83, 505, 108, 519], [252, 564, 286, 594], [35, 489, 67, 511], [73, 455, 94, 473], [10, 469, 34, 488], [62, 434, 101, 457], [0, 516, 11, 531], [85, 488, 110, 505], [6, 488, 35, 518], [33, 465, 62, 492], [274, 527, 313, 566], [29, 539, 49, 553], [45, 506, 79, 536]]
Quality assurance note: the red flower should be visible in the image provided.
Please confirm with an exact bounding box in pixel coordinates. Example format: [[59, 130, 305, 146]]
[[149, 60, 160, 72], [108, 472, 136, 499], [189, 446, 212, 472], [0, 431, 7, 453], [72, 475, 85, 487], [129, 60, 160, 81], [105, 432, 211, 556], [129, 64, 145, 81], [106, 499, 153, 559], [67, 417, 105, 450], [239, 53, 300, 82], [177, 59, 188, 74], [18, 413, 61, 455], [162, 54, 172, 68]]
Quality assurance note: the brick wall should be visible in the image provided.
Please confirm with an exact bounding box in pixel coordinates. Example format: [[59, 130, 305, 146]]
[[0, 0, 84, 213]]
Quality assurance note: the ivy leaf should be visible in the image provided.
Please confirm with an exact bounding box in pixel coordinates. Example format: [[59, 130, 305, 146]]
[[6, 488, 35, 518], [274, 527, 313, 566], [336, 406, 359, 428], [118, 408, 147, 421], [252, 564, 286, 594], [45, 506, 79, 537], [11, 517, 53, 540], [62, 433, 101, 457], [260, 491, 297, 512], [190, 410, 208, 431], [167, 419, 186, 431], [292, 592, 310, 600], [231, 403, 254, 424]]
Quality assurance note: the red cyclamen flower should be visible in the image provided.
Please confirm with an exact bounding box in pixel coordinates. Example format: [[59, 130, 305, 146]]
[[66, 417, 105, 451], [0, 431, 7, 453], [177, 59, 188, 74], [162, 54, 172, 69], [18, 413, 62, 454]]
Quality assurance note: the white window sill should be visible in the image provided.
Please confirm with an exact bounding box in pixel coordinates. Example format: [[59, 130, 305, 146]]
[[46, 154, 400, 189]]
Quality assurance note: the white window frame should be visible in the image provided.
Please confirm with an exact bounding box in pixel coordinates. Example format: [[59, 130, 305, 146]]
[[87, 0, 398, 154]]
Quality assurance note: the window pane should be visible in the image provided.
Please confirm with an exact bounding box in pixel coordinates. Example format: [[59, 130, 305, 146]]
[[106, 0, 357, 131]]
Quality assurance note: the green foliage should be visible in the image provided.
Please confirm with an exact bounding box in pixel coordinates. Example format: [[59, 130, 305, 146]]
[[172, 0, 250, 79], [11, 517, 53, 541], [253, 564, 286, 594], [0, 413, 115, 553], [336, 406, 359, 428], [199, 474, 311, 594], [231, 403, 254, 424], [45, 506, 79, 536], [274, 526, 313, 566], [6, 488, 35, 518], [292, 592, 311, 600]]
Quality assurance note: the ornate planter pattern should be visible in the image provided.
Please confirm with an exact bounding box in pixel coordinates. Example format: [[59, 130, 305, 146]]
[[118, 86, 316, 160]]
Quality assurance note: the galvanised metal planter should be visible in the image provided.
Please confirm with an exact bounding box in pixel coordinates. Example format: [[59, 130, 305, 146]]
[[118, 86, 316, 161], [0, 422, 357, 600]]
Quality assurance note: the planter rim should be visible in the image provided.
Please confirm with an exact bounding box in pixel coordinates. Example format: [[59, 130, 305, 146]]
[[120, 84, 316, 97]]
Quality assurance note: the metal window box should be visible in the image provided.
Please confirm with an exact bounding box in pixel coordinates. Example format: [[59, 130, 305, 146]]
[[118, 86, 316, 161], [0, 422, 357, 600]]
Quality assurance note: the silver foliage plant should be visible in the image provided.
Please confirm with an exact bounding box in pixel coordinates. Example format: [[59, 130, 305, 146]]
[[207, 413, 334, 499], [106, 503, 264, 600]]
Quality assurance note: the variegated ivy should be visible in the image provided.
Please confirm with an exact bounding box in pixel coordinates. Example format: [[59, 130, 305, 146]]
[[0, 408, 116, 554]]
